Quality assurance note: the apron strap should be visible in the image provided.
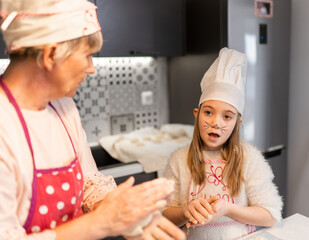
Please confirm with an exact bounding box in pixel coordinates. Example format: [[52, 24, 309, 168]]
[[0, 76, 35, 162]]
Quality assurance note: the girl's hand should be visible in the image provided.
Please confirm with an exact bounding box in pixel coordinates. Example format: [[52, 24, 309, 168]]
[[207, 198, 231, 223], [183, 195, 219, 226], [124, 211, 186, 240]]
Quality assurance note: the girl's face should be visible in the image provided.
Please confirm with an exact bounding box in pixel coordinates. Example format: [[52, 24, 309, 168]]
[[194, 100, 238, 151]]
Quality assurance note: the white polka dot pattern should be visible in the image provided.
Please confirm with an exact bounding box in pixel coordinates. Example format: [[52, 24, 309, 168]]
[[62, 214, 68, 222], [50, 220, 57, 229], [39, 205, 48, 215], [46, 185, 54, 194], [31, 225, 41, 233], [71, 196, 77, 205], [57, 201, 65, 210], [74, 208, 79, 216], [27, 162, 84, 233], [62, 182, 70, 191]]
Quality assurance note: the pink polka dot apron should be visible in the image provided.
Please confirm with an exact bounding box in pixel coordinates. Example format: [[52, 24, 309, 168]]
[[185, 159, 256, 240], [0, 78, 84, 234]]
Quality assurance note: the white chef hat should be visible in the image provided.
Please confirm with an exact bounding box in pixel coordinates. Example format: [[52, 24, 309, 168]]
[[0, 0, 101, 52], [198, 47, 247, 114]]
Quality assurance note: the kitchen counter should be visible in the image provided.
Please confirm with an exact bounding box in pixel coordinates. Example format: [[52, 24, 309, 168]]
[[98, 124, 194, 177], [239, 213, 309, 239], [91, 145, 157, 185]]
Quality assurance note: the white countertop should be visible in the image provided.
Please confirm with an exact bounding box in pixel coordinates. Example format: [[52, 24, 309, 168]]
[[99, 162, 144, 178], [239, 213, 309, 239]]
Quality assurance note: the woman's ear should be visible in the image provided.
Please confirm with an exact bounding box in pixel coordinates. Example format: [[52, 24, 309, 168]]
[[42, 43, 58, 71], [240, 117, 243, 124], [193, 108, 198, 118]]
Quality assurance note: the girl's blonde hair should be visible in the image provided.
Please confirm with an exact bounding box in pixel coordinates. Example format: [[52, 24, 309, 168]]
[[187, 104, 245, 197], [9, 31, 103, 66]]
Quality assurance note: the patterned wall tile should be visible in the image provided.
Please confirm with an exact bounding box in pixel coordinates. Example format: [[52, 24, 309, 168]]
[[74, 57, 169, 145], [110, 113, 135, 135], [0, 57, 169, 146], [135, 111, 159, 129]]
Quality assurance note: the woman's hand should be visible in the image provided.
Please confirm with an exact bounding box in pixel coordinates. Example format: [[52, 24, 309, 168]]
[[93, 177, 175, 237], [124, 211, 186, 240], [183, 195, 219, 226]]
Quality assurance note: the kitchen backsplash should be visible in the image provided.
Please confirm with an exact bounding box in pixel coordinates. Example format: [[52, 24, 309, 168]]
[[0, 57, 169, 146]]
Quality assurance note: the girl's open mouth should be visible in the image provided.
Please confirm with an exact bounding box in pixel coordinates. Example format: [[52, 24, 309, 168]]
[[208, 133, 220, 138]]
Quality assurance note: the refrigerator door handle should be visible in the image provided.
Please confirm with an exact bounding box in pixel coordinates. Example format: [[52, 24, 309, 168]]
[[262, 144, 285, 159]]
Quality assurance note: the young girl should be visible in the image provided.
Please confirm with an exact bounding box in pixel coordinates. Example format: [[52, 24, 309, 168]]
[[163, 48, 283, 240]]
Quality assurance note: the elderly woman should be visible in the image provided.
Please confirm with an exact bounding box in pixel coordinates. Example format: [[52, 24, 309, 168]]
[[0, 0, 185, 239]]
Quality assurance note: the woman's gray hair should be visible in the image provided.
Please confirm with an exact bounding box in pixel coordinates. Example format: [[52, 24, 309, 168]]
[[9, 31, 103, 67]]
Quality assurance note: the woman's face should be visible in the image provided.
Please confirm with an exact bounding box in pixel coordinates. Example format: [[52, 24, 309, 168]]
[[194, 100, 238, 151], [50, 40, 96, 98]]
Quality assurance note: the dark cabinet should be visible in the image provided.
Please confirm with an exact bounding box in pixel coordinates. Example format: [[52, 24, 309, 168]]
[[186, 0, 227, 54], [0, 0, 185, 58], [95, 0, 185, 57]]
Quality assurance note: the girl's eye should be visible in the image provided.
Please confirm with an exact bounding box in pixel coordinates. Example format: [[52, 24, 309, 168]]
[[224, 115, 232, 120], [205, 111, 212, 115]]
